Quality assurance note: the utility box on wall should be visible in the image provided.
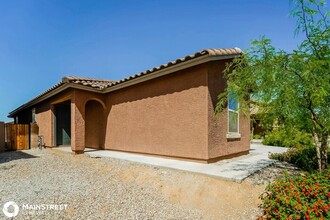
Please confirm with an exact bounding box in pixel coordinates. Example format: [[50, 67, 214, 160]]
[[0, 122, 5, 152]]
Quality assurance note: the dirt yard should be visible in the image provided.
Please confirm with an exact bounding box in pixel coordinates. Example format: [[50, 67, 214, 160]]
[[0, 149, 274, 219]]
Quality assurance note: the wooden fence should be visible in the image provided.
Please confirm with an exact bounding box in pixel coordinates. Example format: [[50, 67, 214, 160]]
[[0, 122, 4, 152], [30, 123, 39, 149], [5, 124, 30, 150]]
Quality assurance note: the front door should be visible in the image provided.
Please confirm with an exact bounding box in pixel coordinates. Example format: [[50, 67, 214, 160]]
[[55, 102, 71, 146]]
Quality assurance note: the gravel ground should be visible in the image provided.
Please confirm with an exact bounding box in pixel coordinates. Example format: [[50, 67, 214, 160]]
[[243, 161, 301, 185], [0, 149, 297, 220]]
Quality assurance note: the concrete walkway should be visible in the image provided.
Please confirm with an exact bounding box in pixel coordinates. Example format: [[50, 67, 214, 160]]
[[54, 144, 288, 183]]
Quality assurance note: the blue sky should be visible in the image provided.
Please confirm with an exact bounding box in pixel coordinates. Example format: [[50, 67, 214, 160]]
[[0, 0, 307, 121]]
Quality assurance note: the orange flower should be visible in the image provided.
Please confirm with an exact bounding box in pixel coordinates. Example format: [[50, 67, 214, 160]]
[[296, 204, 302, 210], [305, 213, 310, 220]]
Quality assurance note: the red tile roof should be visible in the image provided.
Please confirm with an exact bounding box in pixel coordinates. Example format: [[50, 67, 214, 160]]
[[62, 76, 115, 90], [110, 48, 242, 87], [8, 48, 242, 117], [64, 48, 242, 90]]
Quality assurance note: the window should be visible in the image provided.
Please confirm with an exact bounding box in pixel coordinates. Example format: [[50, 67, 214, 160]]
[[227, 93, 240, 138]]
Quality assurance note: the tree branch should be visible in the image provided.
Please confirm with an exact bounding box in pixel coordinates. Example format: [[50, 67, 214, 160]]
[[316, 3, 329, 30], [301, 0, 322, 59]]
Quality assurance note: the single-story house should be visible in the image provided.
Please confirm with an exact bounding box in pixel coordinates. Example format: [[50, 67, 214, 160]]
[[8, 48, 250, 163]]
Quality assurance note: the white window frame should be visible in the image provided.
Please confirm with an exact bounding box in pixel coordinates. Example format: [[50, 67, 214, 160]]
[[227, 96, 241, 139]]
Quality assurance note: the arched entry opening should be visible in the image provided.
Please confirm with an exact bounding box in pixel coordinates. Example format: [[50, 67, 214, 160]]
[[85, 99, 105, 149]]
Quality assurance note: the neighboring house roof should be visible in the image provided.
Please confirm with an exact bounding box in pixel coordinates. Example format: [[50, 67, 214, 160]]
[[8, 48, 242, 117]]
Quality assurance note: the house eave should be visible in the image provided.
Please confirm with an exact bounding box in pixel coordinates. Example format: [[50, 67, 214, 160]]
[[103, 54, 238, 93], [8, 83, 103, 118], [8, 52, 240, 118]]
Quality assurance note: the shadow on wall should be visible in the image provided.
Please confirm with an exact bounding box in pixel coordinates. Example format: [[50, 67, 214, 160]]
[[85, 99, 106, 149], [207, 61, 227, 110], [0, 151, 39, 164]]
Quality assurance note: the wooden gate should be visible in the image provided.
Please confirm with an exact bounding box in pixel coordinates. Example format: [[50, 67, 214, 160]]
[[5, 124, 30, 150]]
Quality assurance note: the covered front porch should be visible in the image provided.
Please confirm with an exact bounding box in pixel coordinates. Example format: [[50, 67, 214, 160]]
[[49, 89, 107, 154]]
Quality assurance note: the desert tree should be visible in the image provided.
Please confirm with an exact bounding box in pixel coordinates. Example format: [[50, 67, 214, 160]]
[[217, 0, 330, 171]]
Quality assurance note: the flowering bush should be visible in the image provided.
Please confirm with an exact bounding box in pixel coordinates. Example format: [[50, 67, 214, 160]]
[[258, 170, 330, 219]]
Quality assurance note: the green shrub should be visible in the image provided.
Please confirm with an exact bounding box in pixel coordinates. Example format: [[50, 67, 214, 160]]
[[262, 128, 313, 148], [258, 170, 330, 219], [270, 146, 317, 171], [270, 146, 330, 171], [252, 134, 262, 139]]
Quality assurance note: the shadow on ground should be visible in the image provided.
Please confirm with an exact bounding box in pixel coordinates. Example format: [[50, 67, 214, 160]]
[[225, 159, 272, 172], [0, 150, 39, 164]]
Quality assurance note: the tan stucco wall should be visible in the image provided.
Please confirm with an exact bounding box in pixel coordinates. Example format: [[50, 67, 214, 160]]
[[71, 89, 106, 152], [35, 102, 53, 147], [104, 64, 209, 160], [31, 88, 105, 151], [85, 100, 106, 149], [14, 59, 250, 162], [207, 60, 250, 160]]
